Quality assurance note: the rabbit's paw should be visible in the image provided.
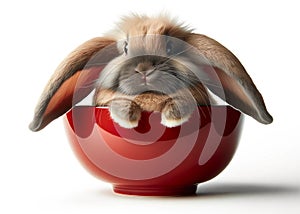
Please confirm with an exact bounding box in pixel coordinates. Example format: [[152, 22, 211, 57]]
[[109, 99, 142, 128], [161, 101, 192, 128]]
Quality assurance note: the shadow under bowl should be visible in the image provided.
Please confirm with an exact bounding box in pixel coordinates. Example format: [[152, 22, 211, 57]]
[[64, 105, 243, 196]]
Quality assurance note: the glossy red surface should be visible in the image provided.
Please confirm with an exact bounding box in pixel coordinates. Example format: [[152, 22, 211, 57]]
[[64, 106, 243, 196]]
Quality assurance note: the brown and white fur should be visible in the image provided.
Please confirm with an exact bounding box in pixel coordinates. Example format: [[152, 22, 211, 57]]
[[29, 14, 272, 131]]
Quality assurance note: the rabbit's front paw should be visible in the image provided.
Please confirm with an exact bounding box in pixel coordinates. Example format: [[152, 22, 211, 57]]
[[109, 99, 142, 128], [161, 101, 193, 128]]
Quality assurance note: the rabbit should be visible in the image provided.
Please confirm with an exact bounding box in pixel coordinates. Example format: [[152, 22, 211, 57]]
[[29, 14, 273, 131]]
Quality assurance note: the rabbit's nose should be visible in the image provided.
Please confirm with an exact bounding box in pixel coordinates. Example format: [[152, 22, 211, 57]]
[[135, 62, 156, 85], [134, 63, 155, 78], [135, 62, 154, 74]]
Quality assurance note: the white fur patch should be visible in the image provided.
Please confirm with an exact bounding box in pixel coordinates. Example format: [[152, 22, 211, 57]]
[[161, 114, 191, 128]]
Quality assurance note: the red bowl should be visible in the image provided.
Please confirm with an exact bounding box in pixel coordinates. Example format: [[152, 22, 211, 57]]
[[64, 106, 243, 196]]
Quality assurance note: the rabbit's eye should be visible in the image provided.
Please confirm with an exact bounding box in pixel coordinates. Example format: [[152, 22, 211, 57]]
[[166, 41, 173, 55], [123, 41, 128, 55]]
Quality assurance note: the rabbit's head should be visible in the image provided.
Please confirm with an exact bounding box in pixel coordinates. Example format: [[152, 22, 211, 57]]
[[29, 14, 272, 131]]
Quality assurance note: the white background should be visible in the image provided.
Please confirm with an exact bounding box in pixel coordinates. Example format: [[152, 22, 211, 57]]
[[1, 0, 299, 213]]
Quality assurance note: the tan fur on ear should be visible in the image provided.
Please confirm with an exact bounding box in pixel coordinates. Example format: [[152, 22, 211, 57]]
[[30, 67, 104, 131], [29, 37, 117, 131], [186, 33, 273, 124]]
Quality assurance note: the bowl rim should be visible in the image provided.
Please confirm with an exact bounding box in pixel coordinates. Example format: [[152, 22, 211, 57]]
[[72, 104, 232, 109]]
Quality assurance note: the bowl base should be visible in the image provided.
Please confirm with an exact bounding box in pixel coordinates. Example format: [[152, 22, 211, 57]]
[[113, 184, 197, 196]]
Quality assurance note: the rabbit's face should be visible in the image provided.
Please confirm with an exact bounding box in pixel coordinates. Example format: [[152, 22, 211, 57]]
[[97, 16, 197, 96], [99, 35, 199, 96]]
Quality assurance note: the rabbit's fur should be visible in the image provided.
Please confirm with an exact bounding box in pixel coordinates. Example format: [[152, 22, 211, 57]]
[[29, 14, 272, 131]]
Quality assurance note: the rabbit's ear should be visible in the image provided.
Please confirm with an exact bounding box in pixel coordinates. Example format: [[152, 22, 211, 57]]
[[29, 37, 118, 131], [186, 33, 273, 124]]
